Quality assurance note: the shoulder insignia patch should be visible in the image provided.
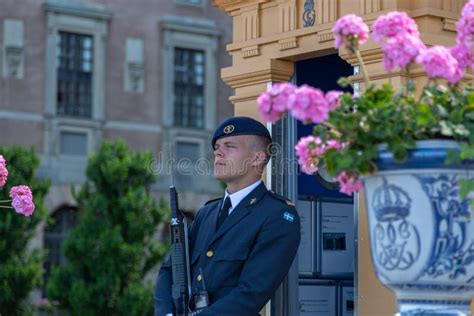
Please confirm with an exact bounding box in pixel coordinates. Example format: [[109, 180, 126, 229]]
[[268, 190, 295, 206], [283, 211, 295, 223], [205, 197, 222, 206]]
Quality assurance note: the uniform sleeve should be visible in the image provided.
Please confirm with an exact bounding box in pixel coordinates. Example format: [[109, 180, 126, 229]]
[[154, 207, 206, 316], [154, 253, 173, 316], [197, 206, 301, 316]]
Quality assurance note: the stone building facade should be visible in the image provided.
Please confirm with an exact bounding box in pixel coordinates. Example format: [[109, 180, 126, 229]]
[[0, 0, 233, 297]]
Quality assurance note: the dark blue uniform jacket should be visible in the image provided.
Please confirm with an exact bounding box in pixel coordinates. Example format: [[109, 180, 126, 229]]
[[154, 182, 301, 316]]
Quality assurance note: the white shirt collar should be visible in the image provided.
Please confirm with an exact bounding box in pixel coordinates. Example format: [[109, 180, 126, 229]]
[[223, 180, 262, 214]]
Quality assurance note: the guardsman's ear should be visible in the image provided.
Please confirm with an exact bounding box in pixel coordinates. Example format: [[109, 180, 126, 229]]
[[253, 151, 267, 170]]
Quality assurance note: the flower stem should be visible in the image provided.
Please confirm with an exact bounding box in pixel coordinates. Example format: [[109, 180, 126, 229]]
[[355, 48, 370, 89], [0, 200, 11, 203], [417, 78, 434, 104], [0, 205, 13, 209], [405, 67, 410, 95]]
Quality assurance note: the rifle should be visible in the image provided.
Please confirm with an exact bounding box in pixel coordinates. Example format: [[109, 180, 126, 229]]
[[169, 163, 209, 316], [169, 176, 192, 316]]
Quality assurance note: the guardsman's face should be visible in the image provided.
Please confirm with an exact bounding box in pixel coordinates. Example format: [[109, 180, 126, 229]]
[[213, 135, 255, 182]]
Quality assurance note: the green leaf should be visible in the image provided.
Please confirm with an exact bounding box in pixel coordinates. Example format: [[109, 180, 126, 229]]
[[337, 77, 351, 87], [467, 92, 474, 106], [446, 149, 462, 164], [460, 144, 474, 160], [440, 121, 454, 136], [453, 124, 470, 137], [416, 103, 435, 126], [465, 111, 474, 120], [459, 178, 474, 199], [434, 104, 449, 117]]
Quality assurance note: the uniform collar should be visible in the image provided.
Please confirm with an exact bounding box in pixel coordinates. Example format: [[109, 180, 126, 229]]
[[223, 180, 262, 211]]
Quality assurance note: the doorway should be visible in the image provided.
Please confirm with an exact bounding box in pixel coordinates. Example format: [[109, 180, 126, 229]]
[[269, 53, 356, 316]]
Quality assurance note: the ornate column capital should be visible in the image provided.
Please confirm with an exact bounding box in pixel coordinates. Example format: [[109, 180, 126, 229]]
[[222, 58, 293, 104]]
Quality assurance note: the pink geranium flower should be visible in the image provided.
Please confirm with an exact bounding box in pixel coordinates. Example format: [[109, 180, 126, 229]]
[[295, 137, 344, 175], [295, 136, 322, 174], [373, 11, 419, 43], [326, 139, 344, 151], [449, 45, 472, 81], [257, 83, 296, 123], [416, 46, 461, 84], [335, 172, 362, 195], [332, 14, 369, 50], [450, 45, 471, 69], [288, 85, 329, 124], [325, 91, 343, 110], [0, 155, 8, 188], [456, 11, 474, 50], [383, 35, 425, 71], [9, 185, 35, 217], [462, 0, 474, 17]]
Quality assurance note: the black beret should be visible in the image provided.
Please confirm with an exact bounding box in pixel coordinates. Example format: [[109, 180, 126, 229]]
[[212, 116, 272, 148]]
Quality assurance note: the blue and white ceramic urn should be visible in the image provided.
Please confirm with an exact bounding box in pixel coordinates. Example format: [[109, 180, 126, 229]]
[[362, 140, 474, 315]]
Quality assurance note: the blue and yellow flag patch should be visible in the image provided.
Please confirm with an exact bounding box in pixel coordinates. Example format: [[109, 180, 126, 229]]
[[283, 211, 294, 223]]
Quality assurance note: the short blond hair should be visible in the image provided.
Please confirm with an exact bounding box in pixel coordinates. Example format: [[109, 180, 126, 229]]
[[250, 135, 272, 166]]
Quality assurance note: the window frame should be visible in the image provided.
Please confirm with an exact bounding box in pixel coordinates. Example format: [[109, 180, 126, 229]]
[[44, 3, 110, 121], [175, 137, 205, 163], [56, 31, 94, 119], [57, 126, 92, 158], [161, 15, 220, 131], [173, 47, 206, 129]]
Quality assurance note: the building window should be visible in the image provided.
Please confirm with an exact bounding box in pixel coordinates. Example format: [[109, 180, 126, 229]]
[[176, 141, 200, 163], [161, 16, 220, 131], [59, 130, 88, 156], [174, 139, 205, 188], [56, 31, 93, 118], [173, 48, 205, 129], [43, 207, 78, 294]]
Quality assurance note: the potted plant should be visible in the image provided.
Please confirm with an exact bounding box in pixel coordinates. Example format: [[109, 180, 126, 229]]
[[258, 4, 474, 315]]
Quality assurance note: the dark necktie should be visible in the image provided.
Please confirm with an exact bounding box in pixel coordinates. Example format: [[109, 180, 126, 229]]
[[217, 196, 232, 230]]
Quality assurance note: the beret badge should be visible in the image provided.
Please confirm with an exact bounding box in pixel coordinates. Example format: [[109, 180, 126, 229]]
[[223, 125, 235, 134]]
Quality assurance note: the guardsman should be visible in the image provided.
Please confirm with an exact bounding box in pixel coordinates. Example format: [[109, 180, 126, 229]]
[[154, 116, 301, 316]]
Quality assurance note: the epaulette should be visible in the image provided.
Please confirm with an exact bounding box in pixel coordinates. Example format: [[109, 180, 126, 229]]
[[205, 197, 222, 206], [268, 190, 295, 206]]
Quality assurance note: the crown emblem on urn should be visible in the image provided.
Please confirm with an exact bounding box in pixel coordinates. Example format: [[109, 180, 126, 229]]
[[372, 177, 412, 222]]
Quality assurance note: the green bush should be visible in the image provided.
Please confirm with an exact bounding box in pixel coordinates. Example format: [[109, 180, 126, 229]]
[[47, 140, 169, 315], [0, 146, 50, 315]]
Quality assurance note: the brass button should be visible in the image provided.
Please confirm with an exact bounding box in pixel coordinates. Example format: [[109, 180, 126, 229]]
[[206, 250, 214, 258], [197, 274, 202, 281]]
